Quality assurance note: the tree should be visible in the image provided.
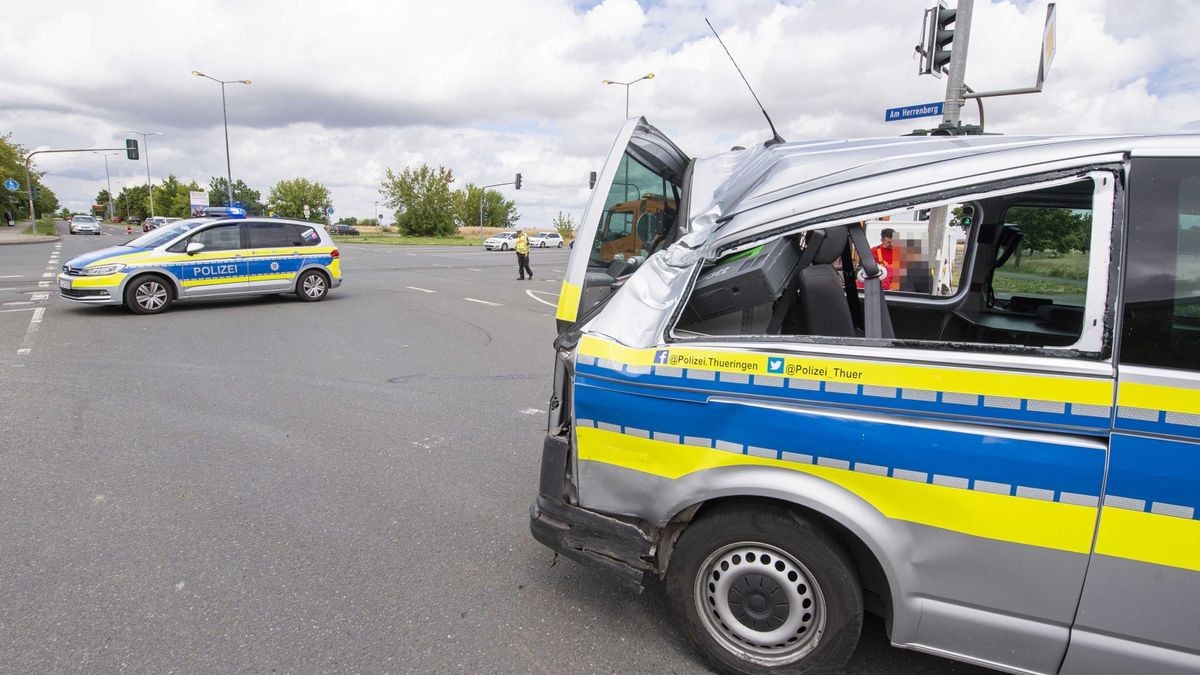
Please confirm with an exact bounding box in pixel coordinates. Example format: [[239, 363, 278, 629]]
[[381, 164, 458, 236], [209, 177, 264, 214], [165, 178, 204, 217], [267, 178, 331, 222], [0, 133, 53, 221], [1006, 207, 1092, 256], [117, 184, 150, 220], [336, 216, 359, 226], [452, 183, 520, 229], [553, 211, 576, 240]]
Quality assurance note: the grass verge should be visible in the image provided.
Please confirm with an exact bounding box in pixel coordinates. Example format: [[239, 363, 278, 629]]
[[23, 218, 57, 236]]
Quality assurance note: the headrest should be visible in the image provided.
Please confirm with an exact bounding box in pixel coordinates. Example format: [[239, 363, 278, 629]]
[[801, 226, 848, 267]]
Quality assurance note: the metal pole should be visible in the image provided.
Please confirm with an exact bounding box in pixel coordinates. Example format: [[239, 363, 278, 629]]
[[625, 85, 630, 118], [144, 136, 155, 217], [941, 0, 974, 126], [221, 81, 234, 207], [25, 160, 35, 224], [102, 155, 113, 220]]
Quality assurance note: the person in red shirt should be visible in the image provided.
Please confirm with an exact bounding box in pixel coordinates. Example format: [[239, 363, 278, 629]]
[[871, 227, 899, 291]]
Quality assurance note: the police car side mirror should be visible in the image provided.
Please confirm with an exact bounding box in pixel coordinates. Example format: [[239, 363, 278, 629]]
[[186, 241, 205, 255]]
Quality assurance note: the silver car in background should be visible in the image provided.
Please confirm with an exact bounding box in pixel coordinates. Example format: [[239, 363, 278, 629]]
[[68, 215, 101, 235]]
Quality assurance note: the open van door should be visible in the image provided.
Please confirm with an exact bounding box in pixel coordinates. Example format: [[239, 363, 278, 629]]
[[556, 117, 689, 332]]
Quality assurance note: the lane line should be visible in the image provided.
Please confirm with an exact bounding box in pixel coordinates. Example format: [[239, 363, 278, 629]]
[[525, 290, 558, 308], [31, 292, 49, 300], [40, 272, 51, 278], [0, 307, 37, 313], [0, 275, 21, 279], [38, 281, 49, 288], [468, 268, 481, 272], [406, 286, 436, 293], [464, 297, 502, 307], [17, 306, 44, 356]]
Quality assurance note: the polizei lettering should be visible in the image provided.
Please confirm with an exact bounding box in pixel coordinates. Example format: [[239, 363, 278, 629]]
[[193, 265, 238, 276]]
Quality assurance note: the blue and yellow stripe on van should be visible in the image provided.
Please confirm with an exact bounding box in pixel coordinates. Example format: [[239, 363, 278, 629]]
[[572, 335, 1200, 573]]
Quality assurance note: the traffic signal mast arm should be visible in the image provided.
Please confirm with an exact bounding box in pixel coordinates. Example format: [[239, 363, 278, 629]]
[[23, 145, 137, 222]]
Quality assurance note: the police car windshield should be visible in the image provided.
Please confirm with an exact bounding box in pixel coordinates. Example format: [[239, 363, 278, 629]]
[[123, 218, 209, 248]]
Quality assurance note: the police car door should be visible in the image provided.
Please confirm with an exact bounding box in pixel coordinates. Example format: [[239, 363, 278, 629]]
[[243, 220, 298, 293], [556, 117, 688, 331], [177, 222, 248, 297], [1063, 156, 1200, 673]]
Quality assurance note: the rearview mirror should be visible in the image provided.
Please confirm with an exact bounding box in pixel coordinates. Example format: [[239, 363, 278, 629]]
[[186, 241, 205, 255]]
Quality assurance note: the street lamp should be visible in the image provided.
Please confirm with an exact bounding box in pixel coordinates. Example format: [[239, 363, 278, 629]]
[[602, 73, 655, 118], [191, 70, 251, 208], [125, 129, 161, 217], [93, 151, 118, 221]]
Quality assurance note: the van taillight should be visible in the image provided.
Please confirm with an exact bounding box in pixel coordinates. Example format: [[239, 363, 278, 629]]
[[331, 249, 340, 259]]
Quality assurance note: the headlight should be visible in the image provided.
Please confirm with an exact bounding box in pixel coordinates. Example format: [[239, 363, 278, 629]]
[[81, 264, 124, 276]]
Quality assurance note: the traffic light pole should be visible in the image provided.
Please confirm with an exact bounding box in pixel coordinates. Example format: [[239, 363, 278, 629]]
[[940, 0, 973, 126], [476, 175, 522, 241], [23, 147, 128, 226]]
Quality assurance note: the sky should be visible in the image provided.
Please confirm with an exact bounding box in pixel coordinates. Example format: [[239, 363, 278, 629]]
[[2, 0, 1197, 225]]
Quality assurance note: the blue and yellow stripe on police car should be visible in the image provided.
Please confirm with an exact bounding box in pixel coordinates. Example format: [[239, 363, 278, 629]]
[[571, 335, 1200, 573]]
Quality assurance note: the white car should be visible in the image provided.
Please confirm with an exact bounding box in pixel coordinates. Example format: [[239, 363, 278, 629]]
[[484, 231, 519, 250], [528, 232, 564, 248], [68, 215, 101, 235]]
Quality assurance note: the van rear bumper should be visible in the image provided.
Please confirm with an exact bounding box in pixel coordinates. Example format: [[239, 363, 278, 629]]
[[529, 434, 656, 592]]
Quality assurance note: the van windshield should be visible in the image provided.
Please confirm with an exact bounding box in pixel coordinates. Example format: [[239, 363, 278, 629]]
[[123, 218, 209, 248]]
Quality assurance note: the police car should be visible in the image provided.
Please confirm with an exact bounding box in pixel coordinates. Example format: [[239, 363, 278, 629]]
[[533, 118, 1200, 674], [58, 207, 342, 314]]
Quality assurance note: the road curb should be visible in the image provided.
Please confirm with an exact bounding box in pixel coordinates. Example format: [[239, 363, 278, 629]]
[[0, 234, 61, 246]]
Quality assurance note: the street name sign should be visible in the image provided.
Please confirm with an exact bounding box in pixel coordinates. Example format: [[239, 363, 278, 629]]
[[885, 102, 944, 122]]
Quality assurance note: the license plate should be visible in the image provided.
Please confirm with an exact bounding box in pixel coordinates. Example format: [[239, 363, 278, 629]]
[[58, 278, 70, 289]]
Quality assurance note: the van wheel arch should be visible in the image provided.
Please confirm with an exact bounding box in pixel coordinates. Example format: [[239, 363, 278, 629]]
[[658, 496, 893, 631], [123, 272, 177, 314]]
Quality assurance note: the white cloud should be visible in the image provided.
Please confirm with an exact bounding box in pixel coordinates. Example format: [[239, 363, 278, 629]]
[[1, 0, 1197, 222]]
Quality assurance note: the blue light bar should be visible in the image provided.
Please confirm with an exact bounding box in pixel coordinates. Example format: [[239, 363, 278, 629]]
[[203, 206, 247, 218]]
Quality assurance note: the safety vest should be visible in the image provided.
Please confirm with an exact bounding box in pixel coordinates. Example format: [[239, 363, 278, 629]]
[[516, 235, 529, 254]]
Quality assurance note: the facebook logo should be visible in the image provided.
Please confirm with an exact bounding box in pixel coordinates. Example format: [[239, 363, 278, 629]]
[[655, 350, 670, 365]]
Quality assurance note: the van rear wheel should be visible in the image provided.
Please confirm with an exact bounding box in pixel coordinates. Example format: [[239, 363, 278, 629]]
[[296, 270, 329, 302], [666, 505, 862, 674]]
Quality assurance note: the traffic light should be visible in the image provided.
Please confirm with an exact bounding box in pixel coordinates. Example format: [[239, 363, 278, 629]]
[[919, 2, 956, 77], [514, 173, 522, 190], [589, 171, 597, 189], [32, 186, 41, 201], [126, 139, 139, 160]]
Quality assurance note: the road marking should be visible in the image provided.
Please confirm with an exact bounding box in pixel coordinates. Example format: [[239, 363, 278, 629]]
[[552, 268, 564, 273], [0, 275, 21, 279], [17, 306, 44, 356], [40, 272, 52, 278], [406, 286, 436, 293], [31, 292, 49, 300], [467, 268, 481, 272], [38, 281, 49, 288], [464, 297, 502, 307], [525, 290, 559, 308], [0, 307, 37, 313], [520, 408, 545, 415]]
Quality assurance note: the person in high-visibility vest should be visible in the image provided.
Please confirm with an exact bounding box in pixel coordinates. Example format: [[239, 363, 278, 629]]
[[515, 229, 533, 280]]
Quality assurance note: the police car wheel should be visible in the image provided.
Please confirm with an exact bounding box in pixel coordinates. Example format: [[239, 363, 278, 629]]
[[125, 276, 172, 315], [297, 270, 329, 302], [666, 505, 862, 674]]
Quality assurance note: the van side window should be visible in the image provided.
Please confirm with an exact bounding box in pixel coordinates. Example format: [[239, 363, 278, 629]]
[[1120, 159, 1200, 370], [192, 224, 242, 251], [247, 222, 290, 248], [594, 153, 680, 265], [285, 224, 321, 246], [674, 177, 1104, 353]]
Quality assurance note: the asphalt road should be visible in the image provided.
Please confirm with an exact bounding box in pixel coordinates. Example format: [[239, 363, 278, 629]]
[[0, 221, 983, 673]]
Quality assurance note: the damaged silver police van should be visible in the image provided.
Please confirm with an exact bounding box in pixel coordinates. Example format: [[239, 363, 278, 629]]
[[531, 117, 1200, 674]]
